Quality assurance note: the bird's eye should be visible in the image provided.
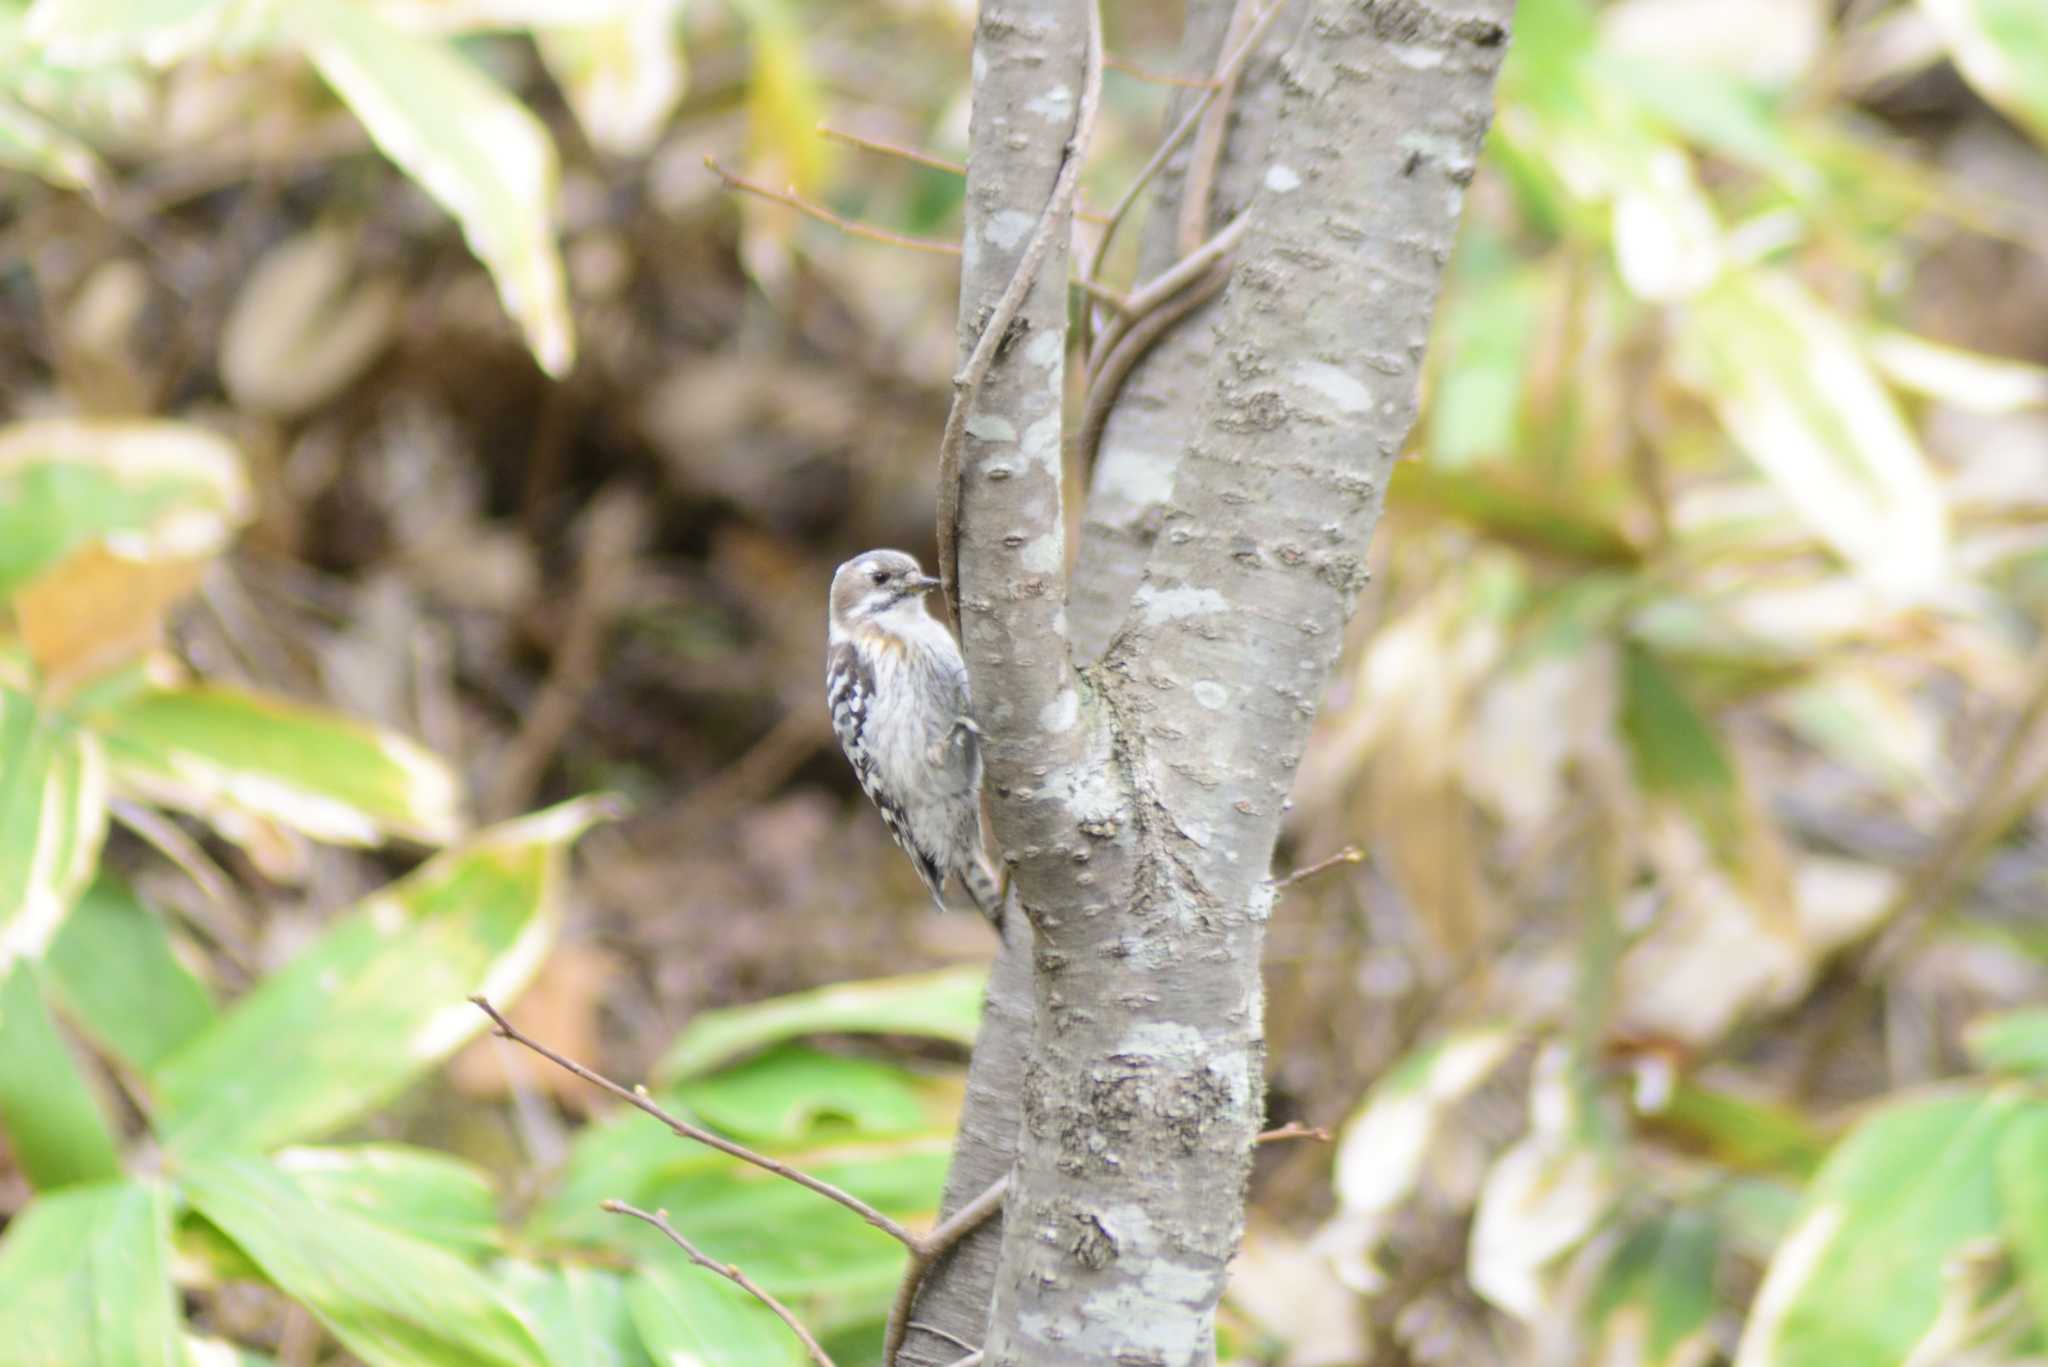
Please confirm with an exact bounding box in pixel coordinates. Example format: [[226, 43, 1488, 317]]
[[870, 569, 890, 586]]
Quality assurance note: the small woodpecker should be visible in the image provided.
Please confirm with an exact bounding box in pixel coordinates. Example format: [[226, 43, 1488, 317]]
[[825, 549, 1003, 923]]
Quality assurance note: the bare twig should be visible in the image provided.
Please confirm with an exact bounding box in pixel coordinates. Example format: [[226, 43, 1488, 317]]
[[469, 996, 921, 1249], [817, 123, 964, 176], [1177, 0, 1260, 259], [949, 1355, 985, 1367], [706, 154, 964, 256], [884, 1176, 1011, 1365], [1272, 845, 1364, 892], [908, 1323, 981, 1355], [1083, 0, 1286, 297], [1254, 1121, 1331, 1145], [934, 0, 1105, 608], [705, 154, 1123, 304], [1105, 55, 1220, 88], [1075, 213, 1251, 469], [605, 1201, 834, 1367], [1074, 264, 1228, 476]]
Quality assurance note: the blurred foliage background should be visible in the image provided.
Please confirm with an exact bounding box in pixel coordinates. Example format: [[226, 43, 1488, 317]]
[[3, 0, 2048, 1362]]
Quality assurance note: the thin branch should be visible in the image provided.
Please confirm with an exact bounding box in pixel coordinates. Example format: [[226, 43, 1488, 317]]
[[706, 153, 1125, 312], [935, 0, 1105, 607], [817, 122, 965, 175], [1177, 0, 1259, 259], [469, 996, 920, 1250], [908, 1323, 981, 1355], [1272, 845, 1364, 892], [706, 154, 963, 256], [1080, 212, 1251, 449], [1254, 1121, 1331, 1145], [950, 1355, 985, 1367], [814, 123, 1114, 230], [1083, 0, 1286, 297], [1075, 264, 1228, 477], [1105, 55, 1220, 88], [885, 1176, 1011, 1365], [604, 1201, 834, 1367]]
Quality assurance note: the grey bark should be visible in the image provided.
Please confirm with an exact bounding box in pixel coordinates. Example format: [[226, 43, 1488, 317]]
[[911, 2, 1514, 1362], [899, 0, 1100, 1354], [1066, 0, 1299, 663]]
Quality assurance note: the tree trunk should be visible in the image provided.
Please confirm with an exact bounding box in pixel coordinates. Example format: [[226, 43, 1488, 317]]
[[911, 2, 1515, 1361]]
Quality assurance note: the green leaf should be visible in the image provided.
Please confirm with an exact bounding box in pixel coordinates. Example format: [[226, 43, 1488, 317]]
[[285, 0, 573, 375], [1966, 1008, 2048, 1077], [657, 965, 986, 1082], [0, 97, 102, 191], [1619, 643, 1740, 856], [85, 682, 463, 848], [626, 1262, 807, 1367], [273, 1145, 502, 1258], [1589, 1210, 1718, 1366], [1735, 1088, 2028, 1365], [1868, 329, 2048, 414], [1678, 271, 1948, 594], [180, 1153, 546, 1367], [0, 1179, 180, 1367], [672, 1045, 932, 1145], [1648, 1077, 1829, 1178], [1330, 1027, 1522, 1227], [1921, 0, 2048, 151], [0, 960, 121, 1189], [44, 874, 214, 1072], [19, 0, 257, 65], [0, 418, 249, 599], [494, 1261, 653, 1367], [1998, 1107, 2048, 1329], [1427, 233, 1548, 469], [151, 797, 612, 1153], [555, 1142, 941, 1314], [0, 685, 108, 968], [183, 1334, 278, 1367], [536, 1, 685, 159]]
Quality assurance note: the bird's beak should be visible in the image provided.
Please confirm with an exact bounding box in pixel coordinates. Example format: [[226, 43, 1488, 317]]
[[911, 574, 941, 594]]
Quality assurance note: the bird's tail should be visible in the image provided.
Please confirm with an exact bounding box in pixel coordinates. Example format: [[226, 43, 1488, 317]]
[[962, 852, 1005, 926]]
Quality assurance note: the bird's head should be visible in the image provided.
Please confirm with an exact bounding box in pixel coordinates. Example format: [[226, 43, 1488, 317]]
[[829, 549, 942, 634]]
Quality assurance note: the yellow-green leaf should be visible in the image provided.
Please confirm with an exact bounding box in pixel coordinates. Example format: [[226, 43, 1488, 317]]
[[150, 797, 612, 1153], [44, 874, 215, 1073], [1735, 1089, 2030, 1366], [22, 0, 264, 66], [495, 1262, 652, 1367], [1679, 272, 1948, 594], [85, 681, 462, 849], [1588, 1211, 1718, 1367], [626, 1263, 807, 1367], [0, 418, 248, 601], [537, 2, 685, 159], [288, 0, 574, 375], [272, 1144, 501, 1258], [181, 1154, 546, 1367], [1921, 0, 2048, 151], [0, 1179, 180, 1366], [0, 97, 104, 191], [0, 961, 122, 1190], [656, 965, 986, 1083], [0, 685, 108, 968]]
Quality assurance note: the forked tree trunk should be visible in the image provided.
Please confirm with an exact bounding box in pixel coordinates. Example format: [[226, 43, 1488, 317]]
[[904, 2, 1515, 1361]]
